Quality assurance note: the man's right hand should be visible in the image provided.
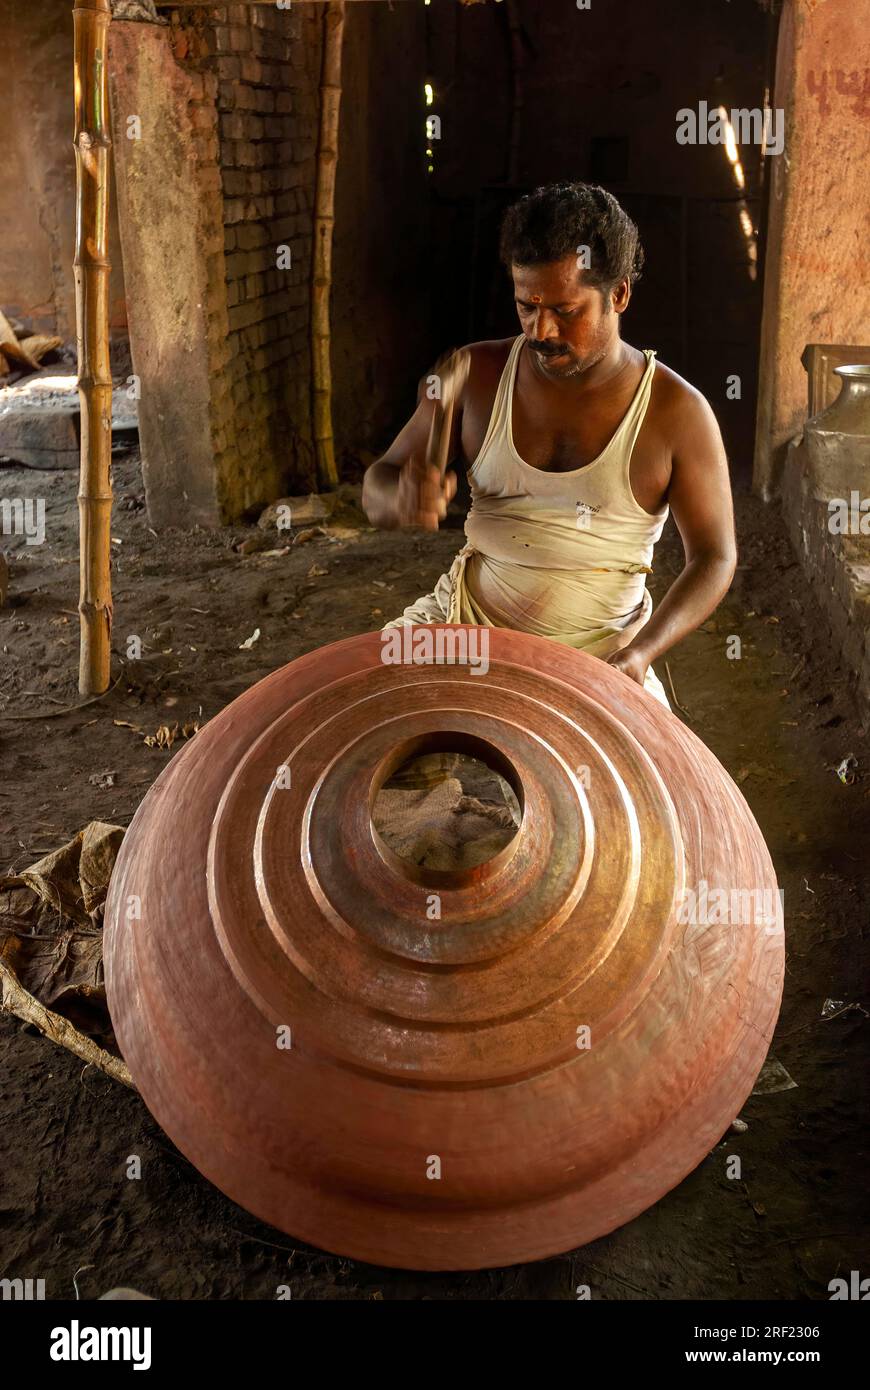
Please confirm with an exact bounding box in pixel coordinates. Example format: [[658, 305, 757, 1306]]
[[362, 349, 470, 529], [395, 456, 457, 530]]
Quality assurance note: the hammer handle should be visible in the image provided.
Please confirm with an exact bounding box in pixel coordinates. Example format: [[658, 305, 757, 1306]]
[[425, 349, 470, 481]]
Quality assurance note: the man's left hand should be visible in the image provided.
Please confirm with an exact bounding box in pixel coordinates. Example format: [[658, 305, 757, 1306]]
[[605, 645, 649, 687]]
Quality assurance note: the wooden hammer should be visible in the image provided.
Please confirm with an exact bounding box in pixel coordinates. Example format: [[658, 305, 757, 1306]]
[[424, 347, 470, 481]]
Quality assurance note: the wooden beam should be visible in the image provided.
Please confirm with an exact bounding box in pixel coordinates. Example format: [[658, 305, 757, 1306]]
[[153, 1, 405, 6], [311, 0, 345, 490], [73, 0, 114, 696], [154, 2, 403, 6]]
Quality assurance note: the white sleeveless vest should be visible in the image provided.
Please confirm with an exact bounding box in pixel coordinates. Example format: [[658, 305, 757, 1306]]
[[448, 335, 669, 653]]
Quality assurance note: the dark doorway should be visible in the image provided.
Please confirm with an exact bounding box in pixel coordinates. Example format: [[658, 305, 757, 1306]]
[[417, 0, 778, 487]]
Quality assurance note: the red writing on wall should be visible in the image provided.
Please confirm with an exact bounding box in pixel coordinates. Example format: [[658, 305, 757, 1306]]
[[806, 69, 870, 118]]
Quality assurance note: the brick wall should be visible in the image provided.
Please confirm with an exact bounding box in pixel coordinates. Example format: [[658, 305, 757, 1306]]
[[111, 3, 429, 528], [168, 4, 322, 516]]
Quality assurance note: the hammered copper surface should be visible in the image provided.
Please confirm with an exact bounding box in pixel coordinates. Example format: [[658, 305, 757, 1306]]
[[103, 627, 784, 1270]]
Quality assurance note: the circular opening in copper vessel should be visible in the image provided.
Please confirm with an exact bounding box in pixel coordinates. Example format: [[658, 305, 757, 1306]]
[[369, 732, 524, 888]]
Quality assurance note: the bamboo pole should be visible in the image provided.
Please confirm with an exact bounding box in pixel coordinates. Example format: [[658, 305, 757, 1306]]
[[311, 1, 346, 491], [73, 1, 114, 696]]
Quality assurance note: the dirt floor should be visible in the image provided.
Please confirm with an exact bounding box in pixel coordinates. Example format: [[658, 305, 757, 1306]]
[[1, 449, 868, 1300]]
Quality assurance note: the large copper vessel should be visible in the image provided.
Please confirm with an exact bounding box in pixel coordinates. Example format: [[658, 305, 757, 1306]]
[[104, 627, 783, 1270]]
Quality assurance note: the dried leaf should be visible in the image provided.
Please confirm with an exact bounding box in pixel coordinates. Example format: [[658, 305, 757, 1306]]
[[19, 334, 62, 364]]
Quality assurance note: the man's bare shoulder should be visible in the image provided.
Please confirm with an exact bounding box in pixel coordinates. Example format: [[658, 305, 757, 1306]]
[[460, 337, 518, 404], [464, 336, 519, 362], [415, 338, 514, 407], [444, 334, 511, 400], [648, 356, 720, 434]]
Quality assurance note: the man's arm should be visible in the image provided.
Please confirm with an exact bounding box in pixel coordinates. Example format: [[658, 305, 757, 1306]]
[[362, 366, 464, 530], [608, 386, 737, 684]]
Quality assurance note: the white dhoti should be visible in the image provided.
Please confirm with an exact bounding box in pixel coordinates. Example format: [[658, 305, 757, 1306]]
[[383, 543, 671, 710]]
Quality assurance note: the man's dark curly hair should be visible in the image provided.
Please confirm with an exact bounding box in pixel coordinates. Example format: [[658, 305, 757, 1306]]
[[499, 182, 644, 300]]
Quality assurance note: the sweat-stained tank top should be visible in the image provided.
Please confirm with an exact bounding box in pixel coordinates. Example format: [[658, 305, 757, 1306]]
[[447, 334, 670, 655]]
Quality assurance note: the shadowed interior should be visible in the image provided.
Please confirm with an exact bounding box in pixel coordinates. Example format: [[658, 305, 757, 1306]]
[[369, 731, 524, 883]]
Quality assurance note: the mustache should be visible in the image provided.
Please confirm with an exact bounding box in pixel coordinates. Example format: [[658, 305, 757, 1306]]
[[528, 340, 570, 357]]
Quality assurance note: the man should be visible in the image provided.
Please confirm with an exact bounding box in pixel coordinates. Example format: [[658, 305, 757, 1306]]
[[362, 181, 737, 708]]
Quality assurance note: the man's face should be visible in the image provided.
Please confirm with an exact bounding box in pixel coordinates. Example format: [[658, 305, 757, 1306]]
[[512, 255, 628, 380]]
